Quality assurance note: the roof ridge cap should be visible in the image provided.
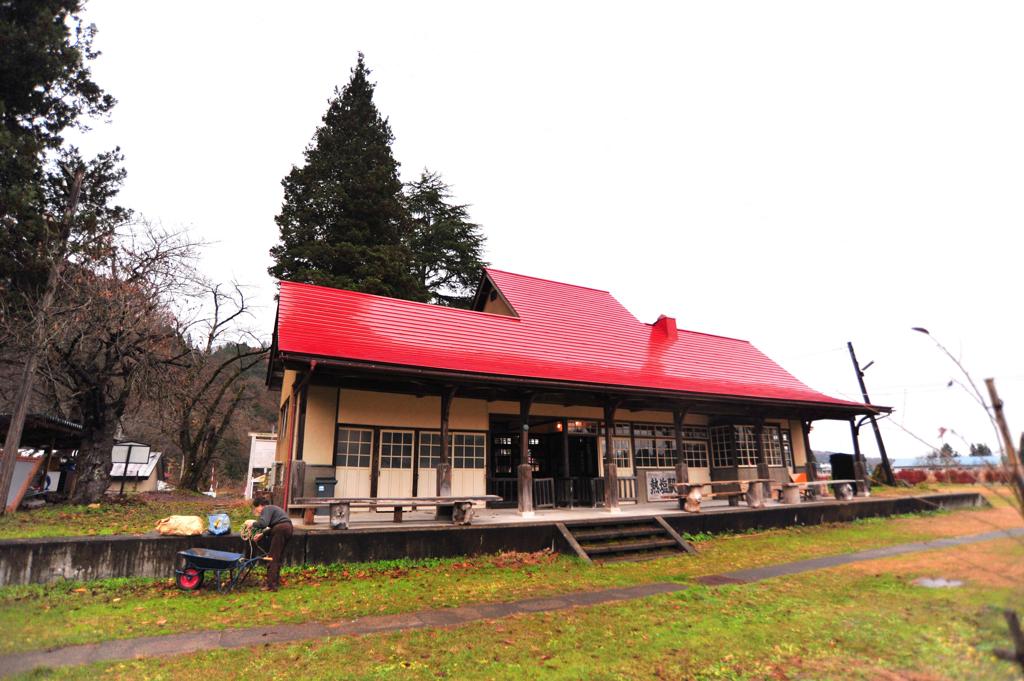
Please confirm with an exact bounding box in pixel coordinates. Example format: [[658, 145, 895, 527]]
[[278, 279, 521, 321], [484, 267, 610, 293], [675, 328, 751, 343]]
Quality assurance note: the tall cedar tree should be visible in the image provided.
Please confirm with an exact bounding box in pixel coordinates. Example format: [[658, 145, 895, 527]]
[[0, 1, 123, 302], [269, 54, 424, 300], [404, 170, 486, 308]]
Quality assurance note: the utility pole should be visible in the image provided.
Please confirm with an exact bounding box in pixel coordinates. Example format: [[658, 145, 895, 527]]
[[0, 169, 85, 514], [848, 341, 896, 485]]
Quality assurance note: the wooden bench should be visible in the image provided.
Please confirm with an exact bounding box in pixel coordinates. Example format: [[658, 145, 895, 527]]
[[673, 480, 774, 512], [778, 479, 859, 503], [289, 496, 501, 530]]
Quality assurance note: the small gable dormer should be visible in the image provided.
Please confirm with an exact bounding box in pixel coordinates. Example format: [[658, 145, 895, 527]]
[[471, 271, 518, 317]]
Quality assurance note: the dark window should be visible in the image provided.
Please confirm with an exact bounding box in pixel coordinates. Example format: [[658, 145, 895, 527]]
[[761, 427, 784, 467], [335, 427, 372, 467], [379, 430, 413, 469], [453, 433, 486, 469], [710, 426, 734, 468], [491, 434, 514, 475], [567, 420, 599, 435], [781, 428, 793, 467], [612, 437, 632, 468], [735, 425, 758, 467], [419, 432, 441, 469], [681, 440, 709, 468]]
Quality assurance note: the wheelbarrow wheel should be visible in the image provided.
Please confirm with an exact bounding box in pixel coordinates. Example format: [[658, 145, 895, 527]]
[[176, 567, 204, 591]]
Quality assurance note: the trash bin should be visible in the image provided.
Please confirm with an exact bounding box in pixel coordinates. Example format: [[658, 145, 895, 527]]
[[829, 453, 855, 482], [314, 477, 337, 517]]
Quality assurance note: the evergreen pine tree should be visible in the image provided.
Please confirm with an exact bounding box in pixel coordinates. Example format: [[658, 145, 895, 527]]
[[404, 170, 487, 308], [269, 53, 425, 300], [0, 0, 124, 302]]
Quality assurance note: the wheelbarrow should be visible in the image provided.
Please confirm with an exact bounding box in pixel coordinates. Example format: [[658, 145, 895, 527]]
[[174, 545, 267, 592]]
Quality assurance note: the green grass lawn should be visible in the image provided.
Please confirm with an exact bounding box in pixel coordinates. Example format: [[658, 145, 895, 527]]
[[2, 498, 1020, 657], [870, 481, 1011, 499], [0, 493, 252, 540], [18, 540, 1023, 680]]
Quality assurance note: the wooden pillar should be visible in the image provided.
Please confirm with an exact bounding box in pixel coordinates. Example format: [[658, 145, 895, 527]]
[[849, 417, 869, 496], [801, 420, 818, 482], [561, 418, 572, 508], [801, 420, 819, 500], [603, 401, 620, 512], [295, 382, 309, 461], [281, 380, 301, 508], [436, 387, 456, 497], [118, 444, 129, 496], [517, 394, 534, 517], [753, 418, 771, 497], [673, 408, 689, 485], [37, 441, 55, 491]]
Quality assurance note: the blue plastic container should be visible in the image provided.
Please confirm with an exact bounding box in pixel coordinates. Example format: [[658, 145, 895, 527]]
[[207, 513, 231, 536]]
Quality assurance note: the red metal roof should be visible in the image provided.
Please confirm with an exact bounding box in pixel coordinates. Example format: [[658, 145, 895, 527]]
[[274, 268, 868, 409]]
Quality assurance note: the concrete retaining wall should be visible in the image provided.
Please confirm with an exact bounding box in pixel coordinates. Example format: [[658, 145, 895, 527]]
[[0, 492, 986, 586]]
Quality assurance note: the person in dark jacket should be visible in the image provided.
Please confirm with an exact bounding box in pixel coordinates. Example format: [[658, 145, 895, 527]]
[[250, 495, 293, 591]]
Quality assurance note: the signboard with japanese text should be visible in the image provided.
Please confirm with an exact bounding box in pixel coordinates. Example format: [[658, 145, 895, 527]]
[[641, 469, 677, 502]]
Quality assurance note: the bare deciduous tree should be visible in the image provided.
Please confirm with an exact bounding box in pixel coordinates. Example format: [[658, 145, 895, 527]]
[[36, 226, 196, 503], [164, 282, 269, 492]]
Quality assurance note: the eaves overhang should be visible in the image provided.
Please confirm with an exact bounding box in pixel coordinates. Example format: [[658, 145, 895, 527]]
[[274, 351, 888, 420]]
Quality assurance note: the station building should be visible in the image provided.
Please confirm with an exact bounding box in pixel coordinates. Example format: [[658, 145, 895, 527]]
[[266, 269, 881, 511]]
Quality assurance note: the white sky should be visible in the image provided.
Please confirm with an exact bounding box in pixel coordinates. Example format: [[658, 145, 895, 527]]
[[74, 1, 1024, 459]]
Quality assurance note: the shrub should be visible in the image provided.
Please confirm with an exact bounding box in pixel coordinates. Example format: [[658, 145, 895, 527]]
[[895, 469, 928, 485]]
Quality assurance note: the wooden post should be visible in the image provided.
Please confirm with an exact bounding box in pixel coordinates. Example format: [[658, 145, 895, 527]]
[[801, 420, 818, 482], [281, 385, 300, 509], [848, 342, 896, 485], [849, 417, 869, 495], [603, 401, 620, 512], [0, 169, 84, 514], [753, 418, 771, 498], [984, 378, 1024, 510], [995, 609, 1024, 675], [673, 408, 690, 486], [37, 443, 55, 493], [280, 361, 316, 510], [802, 420, 819, 500], [517, 394, 534, 517], [436, 386, 456, 498], [561, 418, 572, 508], [118, 444, 129, 497]]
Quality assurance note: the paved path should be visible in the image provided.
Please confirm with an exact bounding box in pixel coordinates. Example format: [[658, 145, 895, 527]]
[[5, 527, 1022, 677], [2, 583, 687, 677], [695, 527, 1024, 585]]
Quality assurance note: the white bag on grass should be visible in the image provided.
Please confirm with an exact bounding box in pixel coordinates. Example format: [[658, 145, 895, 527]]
[[155, 515, 205, 536]]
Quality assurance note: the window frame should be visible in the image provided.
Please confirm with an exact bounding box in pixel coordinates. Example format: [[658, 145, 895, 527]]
[[378, 429, 414, 470], [452, 432, 486, 469], [709, 425, 735, 468], [418, 431, 441, 470], [334, 426, 374, 468], [760, 426, 784, 467], [734, 425, 759, 467]]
